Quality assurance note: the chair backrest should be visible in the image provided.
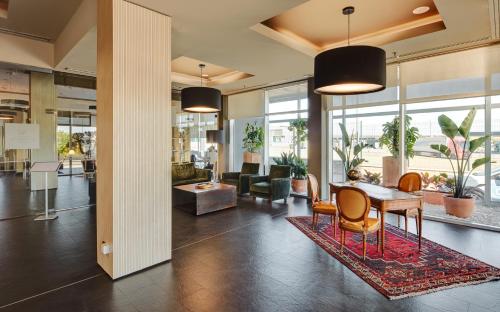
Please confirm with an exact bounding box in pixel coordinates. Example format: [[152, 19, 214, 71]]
[[269, 165, 291, 180], [307, 174, 320, 203], [398, 172, 422, 193], [336, 186, 371, 223], [241, 162, 260, 174]]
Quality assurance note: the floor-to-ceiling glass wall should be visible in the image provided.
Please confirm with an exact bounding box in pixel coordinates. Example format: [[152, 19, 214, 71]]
[[265, 82, 308, 194], [327, 45, 500, 230], [57, 111, 96, 176]]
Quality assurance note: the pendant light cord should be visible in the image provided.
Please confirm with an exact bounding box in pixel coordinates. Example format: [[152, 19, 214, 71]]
[[200, 66, 203, 87], [347, 13, 350, 46]]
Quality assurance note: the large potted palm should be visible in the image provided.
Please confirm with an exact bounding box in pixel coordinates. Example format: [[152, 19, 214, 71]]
[[243, 122, 264, 164], [379, 115, 419, 187], [430, 108, 490, 218]]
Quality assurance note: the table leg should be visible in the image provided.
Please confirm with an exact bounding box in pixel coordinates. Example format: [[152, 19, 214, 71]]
[[380, 210, 385, 255], [418, 206, 423, 250], [45, 172, 49, 219]]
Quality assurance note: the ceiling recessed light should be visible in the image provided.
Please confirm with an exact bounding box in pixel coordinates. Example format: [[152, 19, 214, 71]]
[[413, 6, 430, 15]]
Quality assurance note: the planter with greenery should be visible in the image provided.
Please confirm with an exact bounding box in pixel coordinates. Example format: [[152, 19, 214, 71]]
[[288, 118, 308, 192], [379, 115, 419, 187], [430, 108, 490, 218], [242, 122, 264, 164], [333, 123, 368, 183], [273, 152, 308, 193], [420, 172, 453, 205]]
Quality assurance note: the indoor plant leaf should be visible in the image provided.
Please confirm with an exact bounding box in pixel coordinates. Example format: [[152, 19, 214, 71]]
[[468, 136, 489, 153], [430, 144, 452, 158], [438, 114, 459, 140], [472, 157, 490, 170], [458, 108, 476, 138]]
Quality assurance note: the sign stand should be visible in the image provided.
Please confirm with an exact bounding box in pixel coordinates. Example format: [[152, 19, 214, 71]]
[[31, 162, 61, 221]]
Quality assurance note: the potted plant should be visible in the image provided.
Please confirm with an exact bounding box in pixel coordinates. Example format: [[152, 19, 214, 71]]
[[379, 115, 419, 187], [273, 152, 307, 193], [288, 118, 307, 156], [288, 118, 308, 193], [242, 122, 264, 164], [430, 108, 490, 218], [362, 170, 382, 185], [420, 172, 453, 205], [333, 123, 368, 183]]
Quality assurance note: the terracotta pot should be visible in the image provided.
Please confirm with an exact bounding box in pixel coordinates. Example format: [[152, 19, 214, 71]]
[[243, 151, 261, 164], [292, 178, 307, 194], [382, 156, 400, 187], [423, 190, 445, 205], [443, 195, 475, 218]]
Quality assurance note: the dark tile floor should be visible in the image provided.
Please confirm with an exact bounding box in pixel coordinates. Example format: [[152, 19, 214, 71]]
[[1, 175, 500, 311], [0, 174, 93, 219]]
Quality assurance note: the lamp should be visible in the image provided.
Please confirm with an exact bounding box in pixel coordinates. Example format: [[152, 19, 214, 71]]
[[181, 64, 221, 112], [314, 6, 386, 95], [0, 111, 16, 120], [206, 130, 224, 144]]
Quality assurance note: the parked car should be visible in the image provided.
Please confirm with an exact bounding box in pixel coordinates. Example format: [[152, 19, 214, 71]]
[[467, 168, 500, 201]]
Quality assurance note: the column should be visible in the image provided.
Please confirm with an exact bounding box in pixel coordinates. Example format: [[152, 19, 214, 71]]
[[30, 72, 58, 191], [97, 0, 171, 279]]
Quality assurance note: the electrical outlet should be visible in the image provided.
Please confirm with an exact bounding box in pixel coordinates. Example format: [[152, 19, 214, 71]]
[[101, 242, 112, 255]]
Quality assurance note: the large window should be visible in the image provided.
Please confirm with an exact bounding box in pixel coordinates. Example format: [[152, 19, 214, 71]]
[[57, 111, 96, 176], [327, 45, 500, 230], [266, 83, 308, 166]]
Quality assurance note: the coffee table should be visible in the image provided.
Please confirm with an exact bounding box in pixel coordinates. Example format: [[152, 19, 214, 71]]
[[173, 183, 237, 215]]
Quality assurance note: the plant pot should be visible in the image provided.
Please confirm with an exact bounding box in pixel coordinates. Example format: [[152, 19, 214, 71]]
[[382, 156, 400, 187], [243, 151, 261, 164], [292, 178, 307, 194], [422, 190, 446, 205], [443, 195, 475, 218]]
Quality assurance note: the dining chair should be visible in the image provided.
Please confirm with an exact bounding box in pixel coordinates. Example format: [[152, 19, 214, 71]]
[[390, 172, 422, 237], [336, 186, 380, 260], [308, 174, 337, 236]]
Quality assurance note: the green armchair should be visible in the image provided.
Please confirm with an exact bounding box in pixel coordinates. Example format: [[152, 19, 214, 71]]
[[221, 162, 260, 194], [172, 162, 211, 186], [249, 165, 291, 203]]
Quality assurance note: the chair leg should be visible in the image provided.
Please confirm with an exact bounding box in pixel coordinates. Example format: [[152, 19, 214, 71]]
[[404, 214, 409, 237], [312, 212, 317, 230], [340, 230, 345, 252], [415, 217, 419, 236], [333, 215, 337, 238], [397, 215, 401, 228], [284, 197, 287, 204], [362, 233, 367, 260], [376, 230, 380, 249]]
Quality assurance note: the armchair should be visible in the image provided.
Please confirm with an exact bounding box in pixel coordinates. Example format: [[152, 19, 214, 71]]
[[249, 165, 291, 203], [221, 162, 260, 194]]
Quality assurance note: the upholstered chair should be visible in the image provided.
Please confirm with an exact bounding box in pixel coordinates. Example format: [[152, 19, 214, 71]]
[[336, 186, 381, 260], [221, 162, 260, 194], [308, 174, 337, 236], [249, 165, 291, 203], [389, 172, 422, 237]]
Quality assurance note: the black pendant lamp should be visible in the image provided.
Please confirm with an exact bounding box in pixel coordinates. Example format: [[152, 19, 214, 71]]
[[314, 6, 386, 95], [181, 64, 221, 113]]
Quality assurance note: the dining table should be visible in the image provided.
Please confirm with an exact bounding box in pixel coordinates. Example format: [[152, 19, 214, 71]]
[[329, 182, 423, 255]]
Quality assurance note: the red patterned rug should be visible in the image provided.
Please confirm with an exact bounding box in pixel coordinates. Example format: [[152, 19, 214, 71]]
[[287, 216, 500, 300]]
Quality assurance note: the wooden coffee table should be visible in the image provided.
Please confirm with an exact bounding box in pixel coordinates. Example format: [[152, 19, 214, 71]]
[[173, 183, 237, 215]]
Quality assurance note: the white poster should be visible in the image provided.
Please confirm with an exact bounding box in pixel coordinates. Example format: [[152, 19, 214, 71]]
[[4, 123, 40, 150]]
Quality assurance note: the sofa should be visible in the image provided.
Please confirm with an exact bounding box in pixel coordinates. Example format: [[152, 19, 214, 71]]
[[172, 162, 211, 186], [249, 165, 291, 203], [221, 162, 260, 194]]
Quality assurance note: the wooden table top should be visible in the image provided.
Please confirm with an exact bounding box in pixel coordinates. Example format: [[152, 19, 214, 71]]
[[329, 182, 422, 202], [174, 182, 236, 194]]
